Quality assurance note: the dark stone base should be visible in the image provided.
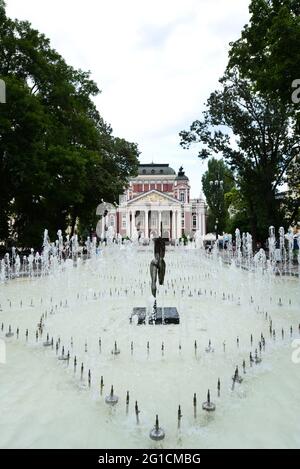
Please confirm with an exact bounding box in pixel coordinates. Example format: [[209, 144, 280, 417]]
[[131, 307, 180, 325]]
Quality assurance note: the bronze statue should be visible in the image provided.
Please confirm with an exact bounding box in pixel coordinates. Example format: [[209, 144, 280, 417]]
[[130, 234, 179, 325], [150, 237, 166, 297]]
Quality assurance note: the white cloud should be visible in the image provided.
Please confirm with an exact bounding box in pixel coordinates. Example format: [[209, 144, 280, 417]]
[[6, 0, 250, 196]]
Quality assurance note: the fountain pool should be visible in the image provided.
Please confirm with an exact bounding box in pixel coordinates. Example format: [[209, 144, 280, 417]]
[[0, 245, 300, 448]]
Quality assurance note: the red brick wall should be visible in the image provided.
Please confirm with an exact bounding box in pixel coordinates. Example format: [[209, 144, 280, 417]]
[[133, 184, 143, 192]]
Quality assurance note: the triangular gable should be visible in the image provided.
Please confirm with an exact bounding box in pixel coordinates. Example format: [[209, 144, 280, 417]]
[[127, 189, 181, 205]]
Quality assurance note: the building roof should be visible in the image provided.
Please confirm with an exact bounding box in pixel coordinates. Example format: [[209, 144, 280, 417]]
[[138, 163, 176, 176]]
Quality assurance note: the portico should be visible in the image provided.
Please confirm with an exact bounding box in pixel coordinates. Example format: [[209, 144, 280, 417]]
[[124, 190, 183, 239]]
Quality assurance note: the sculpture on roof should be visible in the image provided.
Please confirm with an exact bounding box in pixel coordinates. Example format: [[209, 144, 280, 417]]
[[178, 166, 185, 177]]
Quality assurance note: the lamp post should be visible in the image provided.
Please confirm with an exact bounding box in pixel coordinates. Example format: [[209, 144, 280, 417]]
[[215, 218, 219, 240]]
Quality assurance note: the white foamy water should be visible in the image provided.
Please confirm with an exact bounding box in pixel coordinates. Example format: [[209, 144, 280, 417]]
[[0, 246, 299, 448]]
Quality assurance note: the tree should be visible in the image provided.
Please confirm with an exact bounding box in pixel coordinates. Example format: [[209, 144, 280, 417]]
[[285, 154, 300, 225], [224, 186, 253, 235], [227, 0, 300, 230], [180, 68, 299, 241], [228, 0, 300, 105], [0, 1, 139, 247], [201, 158, 234, 235]]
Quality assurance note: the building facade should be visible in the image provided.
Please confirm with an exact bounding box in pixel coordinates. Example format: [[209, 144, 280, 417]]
[[99, 164, 207, 240]]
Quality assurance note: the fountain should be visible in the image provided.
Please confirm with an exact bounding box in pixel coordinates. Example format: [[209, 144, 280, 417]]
[[105, 386, 119, 406], [232, 366, 243, 385], [150, 415, 165, 441], [0, 225, 299, 449], [202, 390, 216, 412], [5, 325, 14, 338], [135, 401, 140, 424]]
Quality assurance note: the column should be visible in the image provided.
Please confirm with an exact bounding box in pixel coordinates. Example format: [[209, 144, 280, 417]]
[[173, 211, 177, 239], [131, 210, 135, 237], [145, 209, 149, 239], [125, 211, 130, 237], [158, 211, 162, 237], [173, 211, 176, 239], [176, 210, 181, 239], [171, 210, 175, 239]]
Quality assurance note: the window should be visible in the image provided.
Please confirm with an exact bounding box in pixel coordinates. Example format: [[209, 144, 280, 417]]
[[151, 169, 155, 174], [110, 215, 115, 227], [122, 214, 126, 228], [193, 215, 197, 228], [180, 192, 185, 202]]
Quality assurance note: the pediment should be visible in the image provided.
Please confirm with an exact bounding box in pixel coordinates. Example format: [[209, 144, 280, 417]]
[[128, 190, 180, 205]]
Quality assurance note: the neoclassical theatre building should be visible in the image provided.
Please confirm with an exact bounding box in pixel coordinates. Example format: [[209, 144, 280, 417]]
[[101, 164, 207, 240]]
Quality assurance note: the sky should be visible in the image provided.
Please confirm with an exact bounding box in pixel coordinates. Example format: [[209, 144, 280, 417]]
[[6, 0, 251, 197]]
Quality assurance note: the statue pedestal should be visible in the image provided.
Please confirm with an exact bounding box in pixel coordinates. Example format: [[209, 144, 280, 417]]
[[131, 307, 180, 325]]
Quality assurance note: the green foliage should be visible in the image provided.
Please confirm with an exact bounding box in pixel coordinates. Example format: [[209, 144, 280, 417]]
[[285, 155, 300, 225], [228, 0, 300, 105], [201, 158, 234, 234], [180, 0, 300, 241], [0, 1, 139, 247], [224, 187, 251, 234], [180, 0, 300, 240], [227, 0, 300, 232], [180, 68, 299, 240], [180, 232, 188, 245]]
